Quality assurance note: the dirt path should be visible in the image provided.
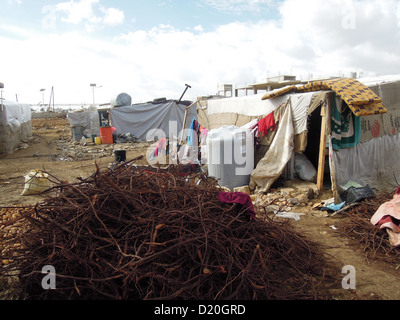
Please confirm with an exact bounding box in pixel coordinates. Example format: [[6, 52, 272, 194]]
[[1, 116, 400, 300], [295, 213, 400, 300]]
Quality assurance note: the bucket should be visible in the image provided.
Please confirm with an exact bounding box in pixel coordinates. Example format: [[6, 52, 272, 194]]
[[114, 149, 127, 163], [95, 137, 102, 145], [72, 126, 84, 142], [100, 126, 113, 144]]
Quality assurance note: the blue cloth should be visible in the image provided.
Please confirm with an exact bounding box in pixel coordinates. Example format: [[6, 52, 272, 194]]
[[326, 201, 346, 211], [188, 118, 198, 146]]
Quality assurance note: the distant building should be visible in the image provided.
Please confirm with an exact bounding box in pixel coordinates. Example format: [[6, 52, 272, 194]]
[[234, 75, 307, 97]]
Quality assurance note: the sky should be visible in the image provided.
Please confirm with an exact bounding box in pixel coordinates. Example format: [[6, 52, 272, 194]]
[[1, 0, 400, 106]]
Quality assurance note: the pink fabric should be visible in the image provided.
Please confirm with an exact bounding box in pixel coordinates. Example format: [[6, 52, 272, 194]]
[[154, 138, 166, 157], [218, 192, 256, 220], [371, 187, 400, 247]]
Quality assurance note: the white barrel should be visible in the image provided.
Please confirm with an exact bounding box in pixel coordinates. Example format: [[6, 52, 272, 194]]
[[207, 125, 254, 190]]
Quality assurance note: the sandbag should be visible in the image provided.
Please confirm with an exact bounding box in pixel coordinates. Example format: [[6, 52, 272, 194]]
[[21, 170, 50, 196]]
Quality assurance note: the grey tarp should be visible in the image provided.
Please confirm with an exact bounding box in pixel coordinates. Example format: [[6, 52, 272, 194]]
[[67, 109, 100, 136], [110, 100, 197, 142]]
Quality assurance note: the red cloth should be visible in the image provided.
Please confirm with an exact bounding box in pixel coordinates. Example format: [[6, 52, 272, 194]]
[[377, 216, 400, 232], [258, 113, 275, 137], [218, 192, 256, 220]]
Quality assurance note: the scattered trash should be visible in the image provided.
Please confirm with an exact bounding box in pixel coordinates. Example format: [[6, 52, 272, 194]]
[[340, 184, 376, 204], [275, 211, 304, 221], [326, 202, 346, 212]]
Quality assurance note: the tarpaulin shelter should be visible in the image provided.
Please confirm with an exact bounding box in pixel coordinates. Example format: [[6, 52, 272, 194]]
[[110, 99, 197, 142], [67, 107, 100, 139], [0, 100, 32, 153], [197, 75, 400, 200]]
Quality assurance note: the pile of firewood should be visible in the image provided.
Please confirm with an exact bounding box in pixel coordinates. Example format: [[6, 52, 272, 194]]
[[0, 157, 335, 300]]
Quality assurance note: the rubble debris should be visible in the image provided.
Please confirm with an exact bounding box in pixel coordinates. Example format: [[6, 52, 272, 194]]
[[252, 181, 319, 216], [0, 157, 336, 300]]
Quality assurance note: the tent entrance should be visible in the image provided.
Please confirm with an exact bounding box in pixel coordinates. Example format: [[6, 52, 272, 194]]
[[303, 105, 332, 192]]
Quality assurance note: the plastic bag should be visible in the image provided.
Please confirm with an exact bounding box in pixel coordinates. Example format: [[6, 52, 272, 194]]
[[294, 153, 317, 182], [21, 170, 50, 196]]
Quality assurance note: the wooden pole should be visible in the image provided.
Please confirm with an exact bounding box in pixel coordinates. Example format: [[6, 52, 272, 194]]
[[317, 106, 327, 192]]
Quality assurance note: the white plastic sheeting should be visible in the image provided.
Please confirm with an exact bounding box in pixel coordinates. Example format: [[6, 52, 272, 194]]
[[206, 93, 287, 117], [333, 133, 400, 193], [290, 92, 314, 135], [110, 100, 197, 142], [0, 100, 32, 153], [0, 100, 31, 129], [206, 92, 313, 135]]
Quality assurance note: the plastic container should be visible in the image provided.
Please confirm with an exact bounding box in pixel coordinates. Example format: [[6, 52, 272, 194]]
[[207, 125, 254, 191], [72, 126, 84, 142], [100, 126, 113, 144], [114, 149, 127, 163], [340, 185, 376, 204], [95, 137, 102, 145]]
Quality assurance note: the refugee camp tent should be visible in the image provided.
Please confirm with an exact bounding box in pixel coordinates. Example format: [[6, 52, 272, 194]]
[[67, 107, 101, 141], [197, 75, 400, 199], [0, 100, 32, 153], [110, 99, 197, 142]]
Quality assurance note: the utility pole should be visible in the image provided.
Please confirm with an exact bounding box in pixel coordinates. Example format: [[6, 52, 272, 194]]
[[0, 82, 4, 112], [40, 88, 46, 109], [90, 83, 103, 106]]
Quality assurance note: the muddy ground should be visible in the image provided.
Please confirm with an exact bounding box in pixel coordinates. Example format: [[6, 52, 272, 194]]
[[1, 116, 400, 300]]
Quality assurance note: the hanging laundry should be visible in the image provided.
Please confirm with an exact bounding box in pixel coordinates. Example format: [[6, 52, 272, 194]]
[[188, 118, 199, 146], [153, 138, 167, 158], [200, 126, 208, 137], [258, 112, 275, 137], [218, 192, 256, 220], [331, 94, 361, 150]]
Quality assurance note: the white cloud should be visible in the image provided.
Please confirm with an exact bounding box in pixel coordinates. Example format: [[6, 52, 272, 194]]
[[201, 0, 275, 13], [7, 0, 22, 5], [42, 0, 124, 31], [194, 25, 204, 32], [56, 0, 100, 25], [102, 7, 125, 26], [2, 0, 400, 105]]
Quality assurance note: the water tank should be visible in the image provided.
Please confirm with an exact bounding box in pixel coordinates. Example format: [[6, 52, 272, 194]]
[[207, 125, 254, 190], [110, 93, 132, 107]]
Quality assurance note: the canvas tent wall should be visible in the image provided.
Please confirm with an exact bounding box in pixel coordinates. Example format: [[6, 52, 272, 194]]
[[332, 76, 400, 194], [197, 75, 400, 197], [67, 107, 101, 139], [110, 100, 197, 142], [0, 100, 32, 153]]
